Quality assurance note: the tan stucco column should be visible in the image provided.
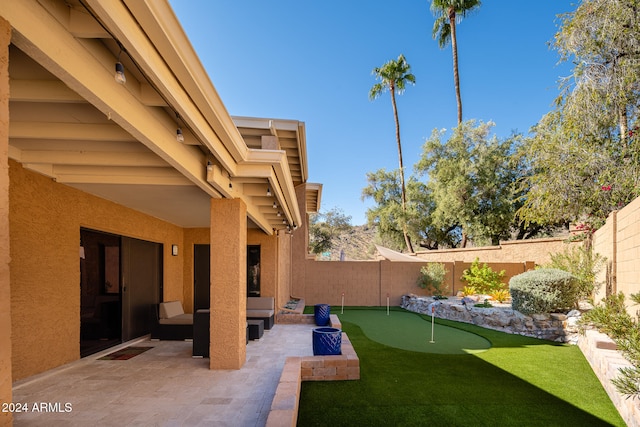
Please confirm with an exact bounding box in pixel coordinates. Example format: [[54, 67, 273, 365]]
[[209, 198, 247, 369], [0, 16, 13, 427], [291, 184, 308, 298]]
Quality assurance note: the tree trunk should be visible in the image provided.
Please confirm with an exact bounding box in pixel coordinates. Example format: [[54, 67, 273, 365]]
[[461, 230, 468, 248], [449, 8, 463, 125], [390, 84, 414, 253], [619, 105, 628, 142]]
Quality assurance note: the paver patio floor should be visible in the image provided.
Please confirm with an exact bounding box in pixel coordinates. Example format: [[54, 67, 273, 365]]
[[12, 323, 315, 426]]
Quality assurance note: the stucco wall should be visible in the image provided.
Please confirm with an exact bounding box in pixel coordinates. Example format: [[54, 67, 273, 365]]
[[0, 16, 12, 426], [291, 184, 308, 299], [209, 198, 246, 369], [9, 161, 184, 380], [276, 232, 292, 310]]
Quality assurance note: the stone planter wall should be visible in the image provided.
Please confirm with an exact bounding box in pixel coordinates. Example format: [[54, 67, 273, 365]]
[[401, 295, 581, 343], [578, 329, 640, 427]]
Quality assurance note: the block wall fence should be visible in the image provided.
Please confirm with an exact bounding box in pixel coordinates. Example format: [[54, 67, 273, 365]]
[[300, 193, 640, 313], [301, 259, 535, 307], [592, 196, 640, 312]]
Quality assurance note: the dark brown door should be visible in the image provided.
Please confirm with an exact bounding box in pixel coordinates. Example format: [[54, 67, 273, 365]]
[[121, 237, 162, 341], [194, 244, 210, 310]]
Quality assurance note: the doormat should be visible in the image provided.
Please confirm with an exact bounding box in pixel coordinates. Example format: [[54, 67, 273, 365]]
[[98, 346, 154, 360]]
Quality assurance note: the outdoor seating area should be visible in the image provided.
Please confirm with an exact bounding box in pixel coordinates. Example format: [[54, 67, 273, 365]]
[[150, 301, 193, 341], [246, 297, 275, 329]]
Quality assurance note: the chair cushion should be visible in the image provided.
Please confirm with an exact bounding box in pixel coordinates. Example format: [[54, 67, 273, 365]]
[[246, 309, 274, 318], [246, 297, 274, 310], [159, 301, 185, 319], [159, 313, 193, 325]]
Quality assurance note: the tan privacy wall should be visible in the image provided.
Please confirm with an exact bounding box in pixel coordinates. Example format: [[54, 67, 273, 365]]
[[302, 259, 532, 306], [415, 237, 574, 265], [593, 196, 640, 311], [9, 161, 184, 380], [0, 16, 12, 426]]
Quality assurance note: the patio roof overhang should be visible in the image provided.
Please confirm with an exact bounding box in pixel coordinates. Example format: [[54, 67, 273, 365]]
[[2, 0, 304, 233]]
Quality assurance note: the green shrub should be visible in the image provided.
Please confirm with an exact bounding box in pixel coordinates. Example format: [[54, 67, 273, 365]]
[[509, 268, 579, 314], [545, 245, 606, 301], [474, 299, 493, 308], [579, 292, 634, 340], [461, 258, 506, 295], [417, 263, 448, 297]]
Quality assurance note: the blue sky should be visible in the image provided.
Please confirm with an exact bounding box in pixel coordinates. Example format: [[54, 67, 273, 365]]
[[169, 1, 576, 225]]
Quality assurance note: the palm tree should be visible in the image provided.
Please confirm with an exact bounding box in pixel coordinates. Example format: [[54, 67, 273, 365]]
[[369, 54, 416, 253], [431, 0, 481, 125]]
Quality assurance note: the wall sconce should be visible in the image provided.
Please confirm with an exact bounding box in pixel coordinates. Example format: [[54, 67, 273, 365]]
[[175, 113, 184, 142], [114, 61, 126, 84], [114, 46, 126, 84], [171, 244, 178, 256]]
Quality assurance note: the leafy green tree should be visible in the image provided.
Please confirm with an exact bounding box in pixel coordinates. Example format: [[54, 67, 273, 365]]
[[430, 0, 481, 124], [517, 106, 640, 230], [361, 169, 407, 251], [415, 120, 521, 247], [362, 169, 458, 250], [308, 207, 352, 255], [518, 0, 640, 229], [554, 0, 640, 139], [369, 54, 416, 253]]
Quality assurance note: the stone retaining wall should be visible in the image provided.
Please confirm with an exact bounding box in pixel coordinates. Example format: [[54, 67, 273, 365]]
[[401, 295, 582, 343], [578, 329, 640, 427]]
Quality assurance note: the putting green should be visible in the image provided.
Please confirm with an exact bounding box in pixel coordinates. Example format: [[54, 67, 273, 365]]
[[337, 308, 491, 355]]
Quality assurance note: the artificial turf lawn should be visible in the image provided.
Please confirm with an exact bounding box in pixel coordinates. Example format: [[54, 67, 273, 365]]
[[298, 307, 625, 426], [337, 308, 491, 354]]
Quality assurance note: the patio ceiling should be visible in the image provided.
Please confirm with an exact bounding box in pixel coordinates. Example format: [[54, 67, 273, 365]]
[[3, 0, 305, 232]]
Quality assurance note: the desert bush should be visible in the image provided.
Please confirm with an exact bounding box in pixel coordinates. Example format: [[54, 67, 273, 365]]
[[461, 285, 477, 296], [461, 258, 506, 294], [509, 268, 579, 314], [490, 289, 510, 303], [579, 292, 635, 341], [545, 245, 605, 301], [417, 263, 449, 297]]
